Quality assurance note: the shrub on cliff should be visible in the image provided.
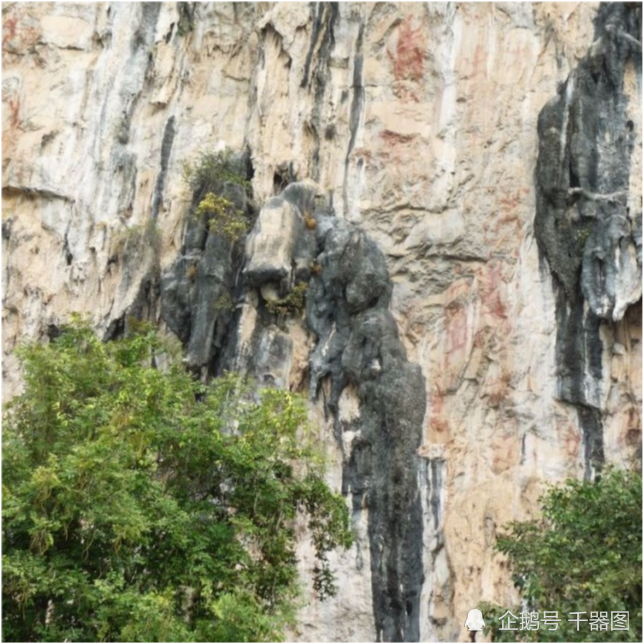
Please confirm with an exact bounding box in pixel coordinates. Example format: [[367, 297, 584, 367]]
[[2, 319, 352, 642], [480, 468, 642, 642], [182, 149, 250, 200]]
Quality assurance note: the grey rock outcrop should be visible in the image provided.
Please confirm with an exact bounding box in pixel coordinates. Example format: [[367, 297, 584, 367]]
[[307, 216, 425, 641], [244, 180, 318, 288], [236, 181, 427, 641], [160, 158, 253, 373], [534, 2, 642, 475]]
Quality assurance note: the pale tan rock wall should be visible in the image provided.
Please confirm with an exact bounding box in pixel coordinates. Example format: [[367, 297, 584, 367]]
[[2, 3, 640, 641]]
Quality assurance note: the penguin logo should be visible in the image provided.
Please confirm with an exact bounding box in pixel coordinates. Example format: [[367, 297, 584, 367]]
[[465, 609, 485, 640]]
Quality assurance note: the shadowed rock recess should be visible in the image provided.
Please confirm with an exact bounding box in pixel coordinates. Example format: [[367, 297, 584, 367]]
[[161, 152, 254, 376], [162, 179, 426, 641], [534, 2, 642, 478]]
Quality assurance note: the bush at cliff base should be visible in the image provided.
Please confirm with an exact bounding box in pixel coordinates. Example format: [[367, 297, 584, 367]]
[[480, 467, 642, 642], [2, 319, 352, 642]]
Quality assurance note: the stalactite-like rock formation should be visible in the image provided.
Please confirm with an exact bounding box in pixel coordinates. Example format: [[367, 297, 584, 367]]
[[2, 3, 641, 641]]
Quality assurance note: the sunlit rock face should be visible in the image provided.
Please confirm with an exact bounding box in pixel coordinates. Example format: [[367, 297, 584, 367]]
[[2, 3, 640, 642]]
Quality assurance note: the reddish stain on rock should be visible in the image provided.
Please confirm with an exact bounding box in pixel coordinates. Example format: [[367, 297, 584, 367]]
[[380, 129, 416, 146], [390, 17, 425, 83], [7, 97, 20, 128], [429, 386, 450, 434], [479, 262, 507, 321], [565, 424, 581, 457], [445, 302, 469, 355], [2, 9, 42, 57], [2, 15, 18, 52]]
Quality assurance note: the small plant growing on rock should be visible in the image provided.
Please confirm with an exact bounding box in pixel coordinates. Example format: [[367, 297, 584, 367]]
[[196, 192, 248, 243], [214, 292, 235, 312], [265, 282, 308, 317], [176, 3, 194, 37], [182, 149, 250, 197], [304, 213, 317, 230], [310, 260, 322, 276], [111, 220, 160, 258], [576, 225, 592, 247], [186, 264, 198, 281], [183, 149, 253, 244]]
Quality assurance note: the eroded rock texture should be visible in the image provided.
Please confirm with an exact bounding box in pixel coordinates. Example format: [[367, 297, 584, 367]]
[[2, 3, 641, 641], [160, 152, 253, 373], [308, 211, 425, 641], [535, 2, 642, 476], [234, 180, 426, 640]]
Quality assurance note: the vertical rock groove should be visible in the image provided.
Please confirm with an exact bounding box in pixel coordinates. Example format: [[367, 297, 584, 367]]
[[534, 2, 642, 477]]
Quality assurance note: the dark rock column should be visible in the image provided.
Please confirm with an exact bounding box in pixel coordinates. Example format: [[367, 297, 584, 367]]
[[162, 176, 428, 640], [307, 213, 426, 641], [534, 2, 641, 477]]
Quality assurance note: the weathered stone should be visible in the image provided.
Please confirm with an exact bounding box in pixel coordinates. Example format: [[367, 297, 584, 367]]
[[534, 2, 642, 476], [244, 180, 320, 290], [244, 197, 303, 286], [2, 3, 641, 642], [160, 157, 252, 372]]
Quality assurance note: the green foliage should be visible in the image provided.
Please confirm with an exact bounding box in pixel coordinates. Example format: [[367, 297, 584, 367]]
[[2, 319, 352, 642], [480, 468, 642, 642], [176, 4, 194, 38], [213, 292, 235, 313], [182, 149, 250, 199], [196, 192, 248, 243], [575, 224, 592, 248], [265, 283, 308, 317], [111, 220, 161, 259], [183, 150, 251, 244], [186, 263, 198, 281]]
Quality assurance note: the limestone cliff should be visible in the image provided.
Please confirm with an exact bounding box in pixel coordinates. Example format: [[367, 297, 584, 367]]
[[2, 3, 641, 642]]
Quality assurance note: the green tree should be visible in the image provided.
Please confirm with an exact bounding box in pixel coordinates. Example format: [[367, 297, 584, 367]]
[[2, 320, 352, 642], [480, 468, 642, 642]]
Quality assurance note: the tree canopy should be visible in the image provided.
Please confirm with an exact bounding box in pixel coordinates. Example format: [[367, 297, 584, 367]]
[[2, 320, 352, 642], [480, 468, 642, 642]]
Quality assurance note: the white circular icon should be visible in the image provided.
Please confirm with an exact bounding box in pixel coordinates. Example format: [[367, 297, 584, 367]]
[[465, 608, 485, 631]]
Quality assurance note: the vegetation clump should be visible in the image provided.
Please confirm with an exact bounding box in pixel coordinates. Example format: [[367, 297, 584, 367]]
[[182, 149, 250, 199], [196, 192, 248, 243], [183, 150, 252, 244], [265, 282, 308, 317], [2, 319, 352, 642], [479, 468, 642, 642], [213, 292, 234, 313]]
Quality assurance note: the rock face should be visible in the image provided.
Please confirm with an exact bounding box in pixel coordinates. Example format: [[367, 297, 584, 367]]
[[160, 153, 252, 372], [236, 180, 427, 640], [2, 3, 641, 642], [534, 2, 642, 477]]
